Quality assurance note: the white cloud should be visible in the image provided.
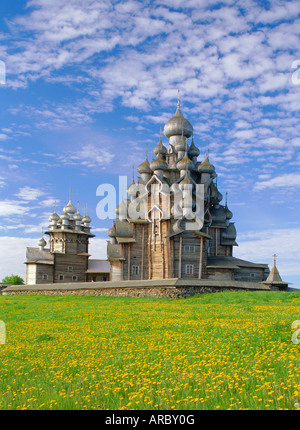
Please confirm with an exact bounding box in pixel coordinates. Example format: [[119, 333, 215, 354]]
[[0, 237, 37, 281], [258, 73, 289, 93], [291, 138, 300, 147], [60, 143, 115, 169], [0, 200, 32, 217], [39, 198, 59, 208], [0, 177, 6, 188], [1, 0, 298, 119], [233, 129, 256, 140], [260, 137, 286, 147], [15, 186, 45, 201], [89, 237, 111, 260], [235, 228, 300, 276], [254, 173, 300, 190]]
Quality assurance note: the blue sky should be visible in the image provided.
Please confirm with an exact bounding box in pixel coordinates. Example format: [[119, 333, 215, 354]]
[[0, 0, 299, 286]]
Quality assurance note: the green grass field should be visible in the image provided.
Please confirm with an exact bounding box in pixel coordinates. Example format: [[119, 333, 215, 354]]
[[0, 290, 300, 410]]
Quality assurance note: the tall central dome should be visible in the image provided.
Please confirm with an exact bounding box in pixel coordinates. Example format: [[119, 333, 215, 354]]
[[163, 98, 193, 140]]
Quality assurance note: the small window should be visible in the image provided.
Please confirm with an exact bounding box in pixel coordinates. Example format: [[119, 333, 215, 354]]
[[68, 266, 73, 272], [186, 264, 194, 275], [250, 273, 255, 278], [58, 275, 64, 281], [72, 275, 77, 281], [42, 274, 48, 280], [184, 245, 195, 253], [132, 265, 139, 275]]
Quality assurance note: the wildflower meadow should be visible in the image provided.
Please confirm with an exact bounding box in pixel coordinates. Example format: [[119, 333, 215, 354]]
[[0, 290, 299, 410]]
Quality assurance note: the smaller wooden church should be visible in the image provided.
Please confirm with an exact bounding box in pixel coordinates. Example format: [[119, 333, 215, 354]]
[[25, 200, 109, 285]]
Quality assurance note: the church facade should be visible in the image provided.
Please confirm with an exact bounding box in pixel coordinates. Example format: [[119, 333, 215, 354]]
[[107, 100, 270, 283]]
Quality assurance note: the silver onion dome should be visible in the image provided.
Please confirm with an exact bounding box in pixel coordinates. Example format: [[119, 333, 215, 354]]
[[60, 211, 70, 220], [74, 211, 83, 221], [176, 153, 193, 171], [38, 237, 47, 248], [153, 140, 167, 157], [82, 214, 91, 224], [164, 104, 193, 139], [127, 178, 137, 197], [65, 200, 76, 215], [188, 139, 200, 158], [49, 211, 60, 222], [150, 155, 168, 171], [137, 156, 152, 174], [197, 156, 215, 174], [175, 134, 188, 152], [107, 225, 116, 238]]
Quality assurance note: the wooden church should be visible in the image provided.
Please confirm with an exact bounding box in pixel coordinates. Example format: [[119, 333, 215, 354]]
[[25, 200, 110, 285], [107, 98, 270, 283]]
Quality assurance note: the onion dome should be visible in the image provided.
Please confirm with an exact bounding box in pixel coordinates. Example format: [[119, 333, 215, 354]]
[[60, 211, 70, 221], [222, 223, 237, 243], [210, 204, 227, 226], [65, 200, 76, 216], [150, 155, 168, 171], [82, 214, 91, 224], [153, 135, 167, 157], [175, 133, 187, 152], [127, 178, 137, 197], [198, 156, 215, 174], [49, 211, 60, 222], [225, 205, 233, 221], [74, 211, 83, 222], [38, 237, 47, 248], [211, 186, 223, 205], [127, 167, 137, 197], [115, 198, 128, 217], [188, 138, 200, 158], [224, 193, 232, 220], [216, 190, 223, 203], [107, 225, 116, 238], [179, 173, 193, 186], [164, 103, 193, 139], [176, 153, 193, 171], [137, 156, 152, 175]]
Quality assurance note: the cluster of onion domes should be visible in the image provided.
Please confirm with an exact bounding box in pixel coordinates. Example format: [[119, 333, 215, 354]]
[[119, 95, 234, 233], [48, 197, 92, 232]]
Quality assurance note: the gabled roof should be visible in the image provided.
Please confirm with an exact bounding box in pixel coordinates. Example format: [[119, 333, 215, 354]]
[[207, 256, 269, 270], [25, 247, 54, 265]]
